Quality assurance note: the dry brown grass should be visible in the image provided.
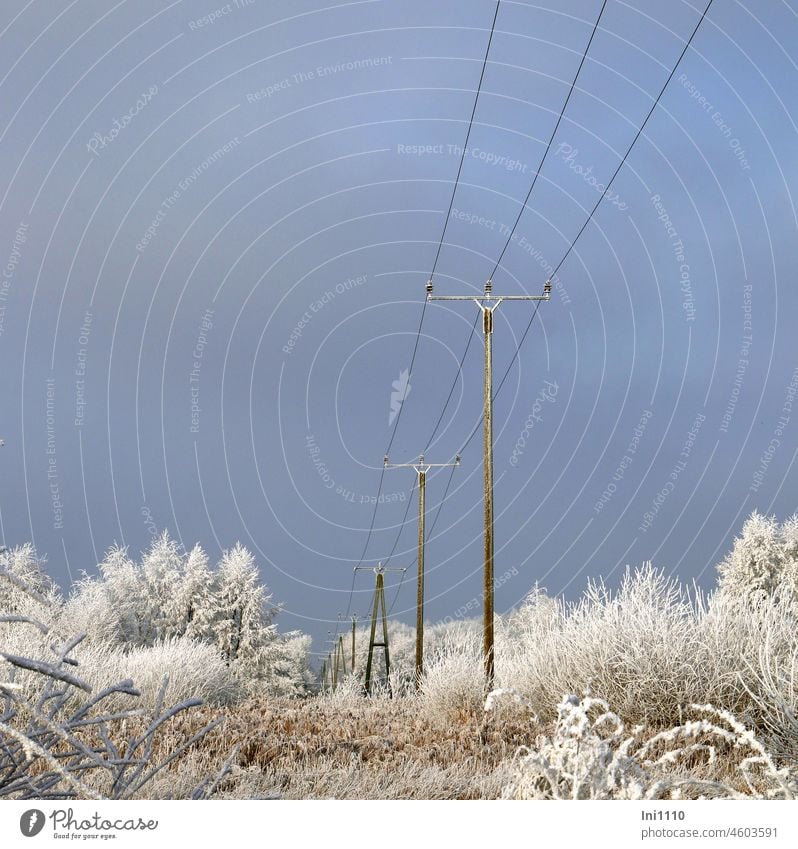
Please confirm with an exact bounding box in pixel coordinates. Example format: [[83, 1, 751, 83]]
[[137, 694, 537, 799], [133, 693, 796, 800]]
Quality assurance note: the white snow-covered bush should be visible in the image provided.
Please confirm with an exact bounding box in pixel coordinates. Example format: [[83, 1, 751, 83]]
[[257, 630, 316, 698], [716, 511, 798, 604], [501, 690, 797, 800], [490, 561, 798, 729], [68, 636, 239, 711], [1, 564, 231, 800], [488, 564, 704, 725], [419, 633, 485, 719], [0, 544, 61, 619]]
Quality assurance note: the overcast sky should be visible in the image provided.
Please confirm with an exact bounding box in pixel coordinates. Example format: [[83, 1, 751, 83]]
[[1, 0, 797, 658]]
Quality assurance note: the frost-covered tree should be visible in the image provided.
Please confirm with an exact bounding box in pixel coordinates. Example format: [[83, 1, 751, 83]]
[[260, 631, 315, 697], [717, 512, 798, 604], [0, 544, 60, 618], [138, 532, 184, 642], [171, 544, 215, 642], [90, 543, 145, 643], [209, 543, 277, 670], [61, 533, 310, 697]]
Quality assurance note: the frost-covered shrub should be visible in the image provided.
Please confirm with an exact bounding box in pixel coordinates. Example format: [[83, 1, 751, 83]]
[[406, 558, 797, 740], [501, 690, 797, 800], [419, 634, 484, 720], [69, 637, 238, 711], [1, 566, 231, 800], [319, 672, 369, 707], [717, 512, 798, 604], [501, 690, 650, 799], [0, 544, 61, 619], [495, 564, 708, 725], [746, 640, 798, 760], [255, 631, 315, 698], [1, 547, 66, 702]]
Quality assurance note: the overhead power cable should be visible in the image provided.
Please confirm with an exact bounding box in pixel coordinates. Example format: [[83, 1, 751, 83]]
[[500, 0, 715, 408], [408, 0, 715, 569], [416, 0, 608, 476], [488, 0, 609, 280], [381, 0, 609, 582], [550, 0, 714, 280], [340, 0, 502, 626], [429, 0, 502, 281]]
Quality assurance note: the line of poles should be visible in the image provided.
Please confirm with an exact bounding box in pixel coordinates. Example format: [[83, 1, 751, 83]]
[[325, 280, 551, 694], [327, 0, 714, 696]]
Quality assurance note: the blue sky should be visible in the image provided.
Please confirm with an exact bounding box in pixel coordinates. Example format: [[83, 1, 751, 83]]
[[1, 0, 797, 658]]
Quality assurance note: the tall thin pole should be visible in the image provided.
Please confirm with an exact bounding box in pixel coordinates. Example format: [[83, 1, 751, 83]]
[[384, 455, 459, 689], [428, 279, 551, 690], [364, 579, 380, 693], [351, 615, 357, 673], [379, 573, 391, 696], [416, 468, 425, 687], [483, 305, 495, 686], [359, 564, 406, 696]]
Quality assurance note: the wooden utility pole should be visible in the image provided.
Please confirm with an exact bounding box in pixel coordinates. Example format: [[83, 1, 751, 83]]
[[325, 636, 336, 689], [384, 453, 460, 688], [351, 615, 358, 674], [357, 564, 406, 696], [334, 634, 348, 683], [323, 653, 334, 690], [427, 278, 551, 688]]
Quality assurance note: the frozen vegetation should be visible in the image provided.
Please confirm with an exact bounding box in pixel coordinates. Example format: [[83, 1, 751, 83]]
[[1, 512, 797, 799]]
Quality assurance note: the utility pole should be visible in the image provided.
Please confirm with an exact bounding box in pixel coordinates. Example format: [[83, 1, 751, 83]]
[[356, 563, 406, 696], [325, 635, 337, 689], [351, 615, 358, 674], [427, 277, 551, 688], [334, 634, 348, 682], [384, 453, 460, 689], [0, 439, 5, 555]]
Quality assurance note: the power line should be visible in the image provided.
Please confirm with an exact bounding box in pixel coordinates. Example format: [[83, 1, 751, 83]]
[[414, 0, 607, 490], [550, 0, 714, 280], [340, 560, 359, 623], [488, 0, 609, 280], [429, 0, 502, 281], [398, 0, 607, 556], [379, 1, 607, 577], [340, 0, 503, 624], [424, 312, 481, 452], [391, 0, 715, 600], [491, 0, 714, 417], [387, 566, 408, 615], [341, 0, 714, 650]]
